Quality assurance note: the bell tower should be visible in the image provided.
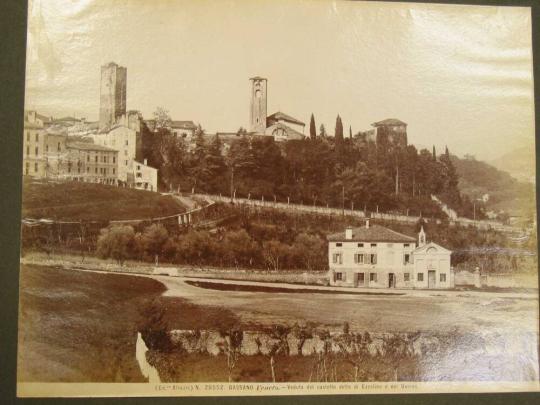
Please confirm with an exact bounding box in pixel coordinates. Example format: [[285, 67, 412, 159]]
[[249, 76, 267, 134], [418, 226, 426, 247]]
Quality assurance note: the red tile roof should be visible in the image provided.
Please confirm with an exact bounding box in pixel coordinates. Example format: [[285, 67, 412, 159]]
[[170, 120, 197, 130], [267, 111, 305, 126], [371, 118, 407, 127], [66, 141, 118, 153], [327, 225, 416, 243]]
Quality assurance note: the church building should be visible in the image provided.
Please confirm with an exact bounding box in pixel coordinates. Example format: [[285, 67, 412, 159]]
[[249, 76, 305, 141], [327, 221, 454, 289]]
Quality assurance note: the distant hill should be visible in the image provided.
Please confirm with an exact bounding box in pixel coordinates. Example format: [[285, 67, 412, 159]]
[[451, 155, 535, 219], [490, 145, 535, 184]]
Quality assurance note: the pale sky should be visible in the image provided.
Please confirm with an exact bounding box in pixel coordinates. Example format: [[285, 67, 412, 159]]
[[25, 0, 534, 161]]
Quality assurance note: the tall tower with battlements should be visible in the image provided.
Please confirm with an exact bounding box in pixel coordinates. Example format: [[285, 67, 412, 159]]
[[249, 76, 267, 134], [99, 62, 127, 130]]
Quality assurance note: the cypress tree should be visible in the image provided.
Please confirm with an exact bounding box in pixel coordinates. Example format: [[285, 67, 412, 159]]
[[309, 114, 316, 140], [349, 125, 353, 139], [335, 115, 344, 161], [432, 145, 437, 161], [319, 124, 327, 138]]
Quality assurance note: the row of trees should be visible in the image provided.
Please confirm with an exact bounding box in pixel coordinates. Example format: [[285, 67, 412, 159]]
[[96, 223, 328, 271], [21, 198, 535, 273], [142, 108, 480, 219], [93, 206, 536, 273]]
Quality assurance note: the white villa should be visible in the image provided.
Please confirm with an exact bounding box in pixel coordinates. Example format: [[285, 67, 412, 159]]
[[327, 221, 454, 289]]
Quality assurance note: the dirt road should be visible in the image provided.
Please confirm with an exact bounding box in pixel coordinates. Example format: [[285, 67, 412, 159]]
[[153, 275, 539, 335]]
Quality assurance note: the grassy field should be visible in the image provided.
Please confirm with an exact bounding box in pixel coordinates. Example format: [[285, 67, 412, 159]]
[[21, 178, 185, 221], [17, 264, 240, 382], [17, 264, 538, 383]]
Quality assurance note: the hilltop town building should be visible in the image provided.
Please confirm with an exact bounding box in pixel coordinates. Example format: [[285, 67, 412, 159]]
[[327, 222, 453, 289], [249, 76, 305, 141], [23, 111, 47, 177], [92, 111, 157, 191], [170, 120, 197, 139], [23, 111, 119, 184], [94, 63, 158, 191], [356, 118, 408, 148], [99, 62, 127, 130]]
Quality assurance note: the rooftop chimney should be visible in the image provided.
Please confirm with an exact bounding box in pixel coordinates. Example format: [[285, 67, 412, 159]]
[[345, 226, 353, 240], [365, 219, 370, 229]]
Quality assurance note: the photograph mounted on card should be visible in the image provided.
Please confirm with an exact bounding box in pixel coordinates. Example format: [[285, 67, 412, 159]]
[[17, 0, 538, 397]]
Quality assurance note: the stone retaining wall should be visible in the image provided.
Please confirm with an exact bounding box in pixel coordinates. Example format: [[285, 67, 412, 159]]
[[164, 329, 536, 359]]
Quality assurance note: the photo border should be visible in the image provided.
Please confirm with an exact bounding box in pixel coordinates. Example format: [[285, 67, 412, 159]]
[[1, 0, 539, 403]]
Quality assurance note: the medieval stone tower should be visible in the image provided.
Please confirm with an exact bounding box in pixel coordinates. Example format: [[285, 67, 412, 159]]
[[249, 76, 267, 134], [99, 62, 127, 130]]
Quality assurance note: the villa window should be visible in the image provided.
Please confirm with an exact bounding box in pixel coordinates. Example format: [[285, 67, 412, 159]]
[[417, 273, 424, 282], [336, 242, 342, 247], [35, 133, 39, 142], [358, 243, 364, 247], [113, 168, 115, 174], [358, 273, 365, 284], [332, 253, 343, 264], [335, 272, 343, 281], [35, 146, 38, 156], [440, 273, 447, 282], [404, 243, 410, 247], [371, 243, 377, 248], [368, 254, 377, 264], [95, 156, 98, 163], [46, 145, 49, 152], [369, 273, 377, 282], [404, 254, 411, 264], [57, 143, 61, 152], [34, 162, 38, 172], [125, 140, 128, 146], [113, 156, 116, 163], [26, 146, 29, 156], [354, 253, 364, 264], [87, 155, 89, 162], [404, 273, 410, 282]]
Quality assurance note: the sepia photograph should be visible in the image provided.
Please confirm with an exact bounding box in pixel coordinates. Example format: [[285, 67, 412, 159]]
[[16, 0, 538, 397]]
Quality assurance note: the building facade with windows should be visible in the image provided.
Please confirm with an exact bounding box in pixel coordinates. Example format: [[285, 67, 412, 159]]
[[327, 222, 453, 289], [22, 113, 119, 185], [92, 124, 141, 184], [23, 111, 47, 177], [134, 159, 158, 191], [61, 142, 119, 185]]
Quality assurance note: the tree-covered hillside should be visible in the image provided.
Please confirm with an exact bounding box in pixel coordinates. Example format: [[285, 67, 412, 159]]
[[143, 118, 482, 220], [451, 154, 535, 221]]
